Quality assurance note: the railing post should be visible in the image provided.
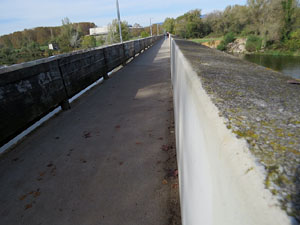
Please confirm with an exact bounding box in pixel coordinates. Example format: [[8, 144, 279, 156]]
[[60, 99, 71, 110], [57, 60, 71, 110], [103, 48, 110, 80], [122, 43, 127, 66]]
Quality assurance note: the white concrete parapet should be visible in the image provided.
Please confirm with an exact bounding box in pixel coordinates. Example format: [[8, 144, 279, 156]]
[[170, 37, 293, 225]]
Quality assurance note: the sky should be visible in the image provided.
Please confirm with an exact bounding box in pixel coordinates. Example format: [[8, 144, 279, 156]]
[[0, 0, 247, 36]]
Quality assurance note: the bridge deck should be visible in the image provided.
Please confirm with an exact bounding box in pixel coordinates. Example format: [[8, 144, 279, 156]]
[[0, 39, 180, 225]]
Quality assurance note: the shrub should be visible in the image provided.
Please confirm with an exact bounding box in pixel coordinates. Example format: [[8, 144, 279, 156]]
[[246, 35, 262, 52], [284, 39, 300, 51], [141, 31, 150, 38], [223, 32, 235, 45], [217, 32, 235, 51], [284, 29, 300, 51], [81, 36, 96, 48], [217, 41, 226, 51]]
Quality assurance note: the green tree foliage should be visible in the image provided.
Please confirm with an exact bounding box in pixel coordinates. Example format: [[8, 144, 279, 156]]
[[246, 35, 263, 51], [224, 32, 236, 44], [81, 36, 96, 48], [0, 22, 95, 50], [0, 47, 14, 65], [107, 19, 131, 44], [56, 17, 82, 51], [130, 24, 144, 37], [141, 31, 150, 38], [174, 9, 205, 38], [281, 0, 296, 40], [0, 18, 96, 65], [217, 42, 227, 51], [284, 28, 300, 50], [165, 0, 299, 52], [95, 36, 105, 46], [163, 18, 175, 33], [217, 32, 236, 50], [0, 41, 44, 65]]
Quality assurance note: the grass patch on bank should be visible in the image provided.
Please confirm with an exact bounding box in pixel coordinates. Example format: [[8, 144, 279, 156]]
[[249, 50, 300, 56], [190, 37, 222, 44]]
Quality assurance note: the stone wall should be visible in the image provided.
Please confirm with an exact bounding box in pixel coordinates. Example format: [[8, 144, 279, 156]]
[[0, 36, 162, 146]]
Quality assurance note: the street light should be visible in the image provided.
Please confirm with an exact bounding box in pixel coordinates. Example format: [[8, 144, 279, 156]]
[[150, 18, 152, 36], [157, 23, 159, 35], [116, 0, 123, 43]]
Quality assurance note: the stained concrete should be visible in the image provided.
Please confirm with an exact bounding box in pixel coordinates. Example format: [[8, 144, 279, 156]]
[[174, 39, 300, 223], [0, 39, 180, 225]]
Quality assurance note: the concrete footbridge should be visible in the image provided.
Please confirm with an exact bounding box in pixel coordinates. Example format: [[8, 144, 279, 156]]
[[0, 36, 299, 225]]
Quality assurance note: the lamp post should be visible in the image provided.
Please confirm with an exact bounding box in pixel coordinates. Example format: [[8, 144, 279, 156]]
[[150, 18, 153, 37], [157, 23, 159, 35], [116, 0, 123, 43]]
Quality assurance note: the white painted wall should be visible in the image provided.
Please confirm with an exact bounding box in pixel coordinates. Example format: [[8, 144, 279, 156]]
[[170, 37, 292, 225], [89, 27, 108, 35]]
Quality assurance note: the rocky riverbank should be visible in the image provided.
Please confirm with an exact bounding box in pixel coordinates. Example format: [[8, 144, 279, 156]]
[[202, 38, 247, 54]]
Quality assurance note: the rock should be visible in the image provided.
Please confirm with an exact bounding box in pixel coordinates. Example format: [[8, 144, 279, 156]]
[[226, 38, 247, 54]]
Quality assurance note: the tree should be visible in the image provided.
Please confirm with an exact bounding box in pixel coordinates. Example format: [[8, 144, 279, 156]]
[[141, 31, 149, 38], [56, 17, 82, 51], [81, 35, 96, 48], [281, 0, 296, 40], [95, 36, 105, 46], [202, 11, 224, 35], [174, 9, 205, 38], [163, 18, 175, 33], [247, 0, 268, 35], [76, 22, 96, 35], [107, 19, 131, 44]]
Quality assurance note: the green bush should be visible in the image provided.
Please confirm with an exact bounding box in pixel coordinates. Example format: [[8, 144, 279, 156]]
[[141, 31, 150, 38], [223, 32, 235, 45], [217, 41, 226, 51], [284, 29, 300, 51], [217, 32, 235, 51], [284, 39, 300, 51], [246, 35, 262, 52], [95, 36, 105, 47], [81, 36, 96, 48]]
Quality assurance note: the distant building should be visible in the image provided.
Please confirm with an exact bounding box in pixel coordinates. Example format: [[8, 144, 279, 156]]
[[48, 43, 59, 50], [89, 27, 109, 36]]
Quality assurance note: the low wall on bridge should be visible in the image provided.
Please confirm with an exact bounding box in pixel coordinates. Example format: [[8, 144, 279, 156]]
[[0, 36, 162, 147], [171, 37, 300, 225]]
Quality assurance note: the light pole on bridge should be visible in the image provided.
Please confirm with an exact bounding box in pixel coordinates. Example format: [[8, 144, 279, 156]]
[[116, 0, 123, 43], [150, 18, 153, 37]]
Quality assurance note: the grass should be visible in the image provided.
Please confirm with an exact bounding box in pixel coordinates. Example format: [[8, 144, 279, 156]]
[[40, 45, 49, 51], [253, 50, 300, 57], [190, 37, 222, 44]]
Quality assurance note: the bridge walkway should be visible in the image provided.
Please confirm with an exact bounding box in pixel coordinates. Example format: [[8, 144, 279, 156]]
[[0, 39, 180, 225]]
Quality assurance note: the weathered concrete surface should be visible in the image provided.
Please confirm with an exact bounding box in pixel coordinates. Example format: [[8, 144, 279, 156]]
[[174, 39, 300, 223], [0, 39, 180, 225]]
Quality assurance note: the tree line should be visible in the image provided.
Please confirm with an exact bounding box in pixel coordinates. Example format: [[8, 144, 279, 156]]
[[0, 19, 96, 65], [0, 21, 95, 49], [0, 17, 162, 66], [163, 0, 300, 52]]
